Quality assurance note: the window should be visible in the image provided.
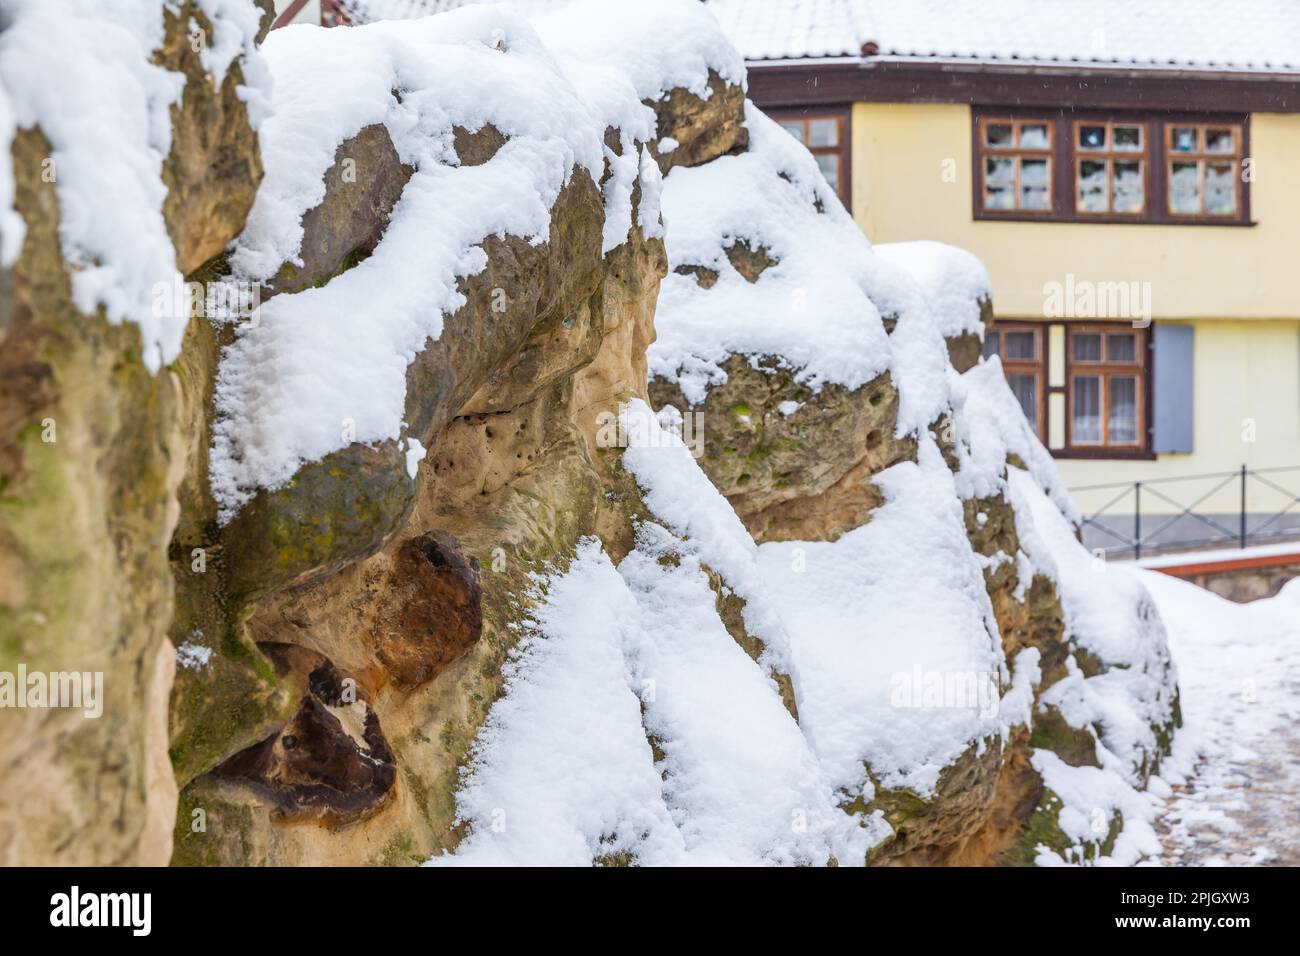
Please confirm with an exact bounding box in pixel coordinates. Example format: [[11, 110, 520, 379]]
[[984, 321, 1151, 457], [978, 118, 1053, 212], [1166, 123, 1242, 216], [1074, 120, 1146, 215], [1067, 326, 1146, 450], [982, 323, 1044, 438], [775, 112, 848, 202], [972, 109, 1249, 225]]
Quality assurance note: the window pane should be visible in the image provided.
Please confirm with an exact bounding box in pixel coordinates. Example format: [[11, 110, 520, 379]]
[[1004, 330, 1036, 360], [1114, 125, 1142, 151], [1109, 377, 1138, 443], [982, 330, 1000, 359], [815, 153, 840, 192], [1009, 373, 1038, 429], [1078, 159, 1108, 212], [985, 157, 1015, 209], [1020, 124, 1049, 149], [1112, 160, 1143, 212], [779, 120, 805, 143], [1169, 160, 1201, 213], [1073, 377, 1102, 443], [1171, 127, 1198, 152], [808, 118, 838, 147], [1205, 161, 1236, 215], [1106, 333, 1137, 362], [986, 123, 1013, 148], [1073, 332, 1102, 361], [1020, 158, 1050, 209], [1078, 124, 1106, 150], [1205, 128, 1235, 154]]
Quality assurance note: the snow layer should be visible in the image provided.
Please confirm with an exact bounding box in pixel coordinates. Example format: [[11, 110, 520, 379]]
[[210, 1, 729, 519], [757, 438, 1005, 799], [955, 359, 1080, 523], [427, 539, 685, 866], [0, 0, 266, 371], [620, 400, 794, 674], [708, 0, 1300, 74], [873, 241, 989, 342], [649, 101, 960, 437], [344, 0, 749, 98], [1140, 571, 1300, 865], [1014, 467, 1178, 783], [434, 526, 883, 865]]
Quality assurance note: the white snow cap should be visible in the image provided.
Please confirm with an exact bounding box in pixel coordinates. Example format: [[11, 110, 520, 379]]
[[0, 0, 267, 371], [650, 101, 969, 438], [210, 0, 731, 519], [709, 0, 1300, 73]]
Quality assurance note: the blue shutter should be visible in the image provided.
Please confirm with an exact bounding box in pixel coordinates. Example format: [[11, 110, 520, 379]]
[[1153, 324, 1194, 453]]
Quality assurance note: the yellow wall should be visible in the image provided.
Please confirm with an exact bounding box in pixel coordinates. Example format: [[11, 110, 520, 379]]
[[851, 104, 1300, 320], [850, 103, 1300, 511]]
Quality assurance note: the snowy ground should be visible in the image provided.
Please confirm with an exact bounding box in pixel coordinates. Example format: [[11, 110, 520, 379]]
[[1139, 570, 1300, 866]]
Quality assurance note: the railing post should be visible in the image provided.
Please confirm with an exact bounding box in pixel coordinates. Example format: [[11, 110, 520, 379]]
[[1241, 463, 1248, 549], [1134, 481, 1141, 560]]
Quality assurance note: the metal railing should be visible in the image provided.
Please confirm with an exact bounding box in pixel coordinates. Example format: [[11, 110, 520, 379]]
[[1070, 464, 1300, 559]]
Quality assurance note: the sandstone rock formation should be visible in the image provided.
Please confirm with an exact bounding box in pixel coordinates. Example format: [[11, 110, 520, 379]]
[[0, 0, 1178, 867]]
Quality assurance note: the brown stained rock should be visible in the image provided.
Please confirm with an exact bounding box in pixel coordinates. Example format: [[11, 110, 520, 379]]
[[0, 126, 185, 866], [217, 652, 396, 826], [962, 494, 1069, 684], [651, 71, 748, 175], [674, 264, 718, 289], [725, 239, 778, 283], [948, 725, 1044, 865], [945, 298, 994, 374], [859, 739, 1004, 866], [267, 123, 413, 296], [704, 566, 798, 720], [157, 1, 264, 276], [378, 531, 483, 688], [650, 357, 916, 543], [218, 169, 606, 608], [454, 124, 508, 167]]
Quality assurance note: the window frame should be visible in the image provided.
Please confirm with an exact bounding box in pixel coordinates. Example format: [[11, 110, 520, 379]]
[[770, 108, 852, 207], [984, 322, 1047, 441], [1064, 322, 1151, 454], [984, 320, 1155, 459], [1072, 119, 1150, 217], [971, 107, 1252, 226], [1164, 122, 1244, 218], [977, 117, 1055, 215]]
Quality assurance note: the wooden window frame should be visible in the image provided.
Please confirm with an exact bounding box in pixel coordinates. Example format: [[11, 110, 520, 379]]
[[771, 108, 851, 207], [1064, 323, 1151, 455], [1072, 119, 1149, 217], [971, 107, 1252, 226], [977, 117, 1054, 215], [985, 322, 1046, 441], [1164, 122, 1244, 218]]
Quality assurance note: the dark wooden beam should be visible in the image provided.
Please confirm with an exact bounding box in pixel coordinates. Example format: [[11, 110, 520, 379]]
[[747, 61, 1300, 113]]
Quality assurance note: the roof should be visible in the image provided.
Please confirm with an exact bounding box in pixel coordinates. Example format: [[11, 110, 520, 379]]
[[708, 0, 1300, 74], [337, 0, 1300, 75]]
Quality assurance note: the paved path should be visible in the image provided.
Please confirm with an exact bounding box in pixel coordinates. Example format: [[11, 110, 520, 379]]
[[1139, 570, 1300, 865]]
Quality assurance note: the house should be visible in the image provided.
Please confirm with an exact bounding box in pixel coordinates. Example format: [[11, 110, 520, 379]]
[[281, 0, 1300, 555], [709, 0, 1300, 554]]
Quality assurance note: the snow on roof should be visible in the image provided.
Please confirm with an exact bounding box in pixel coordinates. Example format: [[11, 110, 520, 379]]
[[343, 0, 1300, 75], [708, 0, 1300, 73]]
